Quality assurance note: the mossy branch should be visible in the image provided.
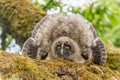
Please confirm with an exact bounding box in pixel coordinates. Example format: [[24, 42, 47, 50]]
[[0, 45, 120, 80], [0, 0, 46, 47]]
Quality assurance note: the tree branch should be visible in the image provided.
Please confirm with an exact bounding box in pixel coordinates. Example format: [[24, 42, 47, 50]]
[[0, 45, 120, 80], [0, 0, 46, 47]]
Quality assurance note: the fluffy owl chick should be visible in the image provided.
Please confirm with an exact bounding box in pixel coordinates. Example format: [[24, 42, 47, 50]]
[[46, 36, 89, 63], [22, 13, 107, 65]]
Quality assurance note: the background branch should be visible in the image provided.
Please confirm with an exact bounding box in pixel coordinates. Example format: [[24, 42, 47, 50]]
[[0, 0, 46, 47]]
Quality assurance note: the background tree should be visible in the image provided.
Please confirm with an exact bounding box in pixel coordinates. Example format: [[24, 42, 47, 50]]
[[0, 0, 46, 51]]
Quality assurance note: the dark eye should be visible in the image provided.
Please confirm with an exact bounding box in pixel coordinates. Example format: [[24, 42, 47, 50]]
[[56, 45, 61, 51], [57, 46, 61, 49], [65, 46, 70, 49], [65, 45, 71, 51]]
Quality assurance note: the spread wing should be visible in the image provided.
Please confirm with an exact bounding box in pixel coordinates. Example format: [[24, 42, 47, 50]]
[[89, 24, 107, 65], [91, 38, 107, 65], [31, 15, 50, 37], [22, 37, 39, 58]]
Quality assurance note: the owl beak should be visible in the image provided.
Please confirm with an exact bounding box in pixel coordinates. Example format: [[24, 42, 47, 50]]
[[61, 49, 64, 54]]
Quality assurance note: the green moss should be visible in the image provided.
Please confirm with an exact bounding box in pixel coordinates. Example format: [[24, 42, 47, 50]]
[[0, 0, 46, 46], [6, 76, 22, 80], [0, 49, 120, 80], [105, 45, 120, 72]]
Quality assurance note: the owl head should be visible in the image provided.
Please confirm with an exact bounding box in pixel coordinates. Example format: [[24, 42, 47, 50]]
[[47, 36, 81, 60], [54, 38, 74, 59]]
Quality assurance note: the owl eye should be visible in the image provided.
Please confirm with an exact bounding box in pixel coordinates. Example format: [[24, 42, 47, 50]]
[[57, 45, 61, 49], [65, 45, 71, 50], [65, 46, 70, 49]]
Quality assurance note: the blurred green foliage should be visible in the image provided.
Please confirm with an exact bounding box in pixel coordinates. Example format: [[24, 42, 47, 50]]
[[32, 0, 120, 47]]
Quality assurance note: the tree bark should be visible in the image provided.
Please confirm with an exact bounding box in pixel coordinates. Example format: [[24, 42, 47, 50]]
[[0, 0, 46, 47]]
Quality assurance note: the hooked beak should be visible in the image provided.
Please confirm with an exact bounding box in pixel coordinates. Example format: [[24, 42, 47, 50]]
[[60, 49, 64, 54]]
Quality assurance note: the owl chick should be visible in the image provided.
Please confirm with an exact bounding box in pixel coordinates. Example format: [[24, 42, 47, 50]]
[[22, 13, 107, 65]]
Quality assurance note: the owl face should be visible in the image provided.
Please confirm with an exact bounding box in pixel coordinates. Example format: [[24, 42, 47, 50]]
[[46, 36, 83, 62], [55, 41, 74, 59], [46, 36, 86, 63]]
